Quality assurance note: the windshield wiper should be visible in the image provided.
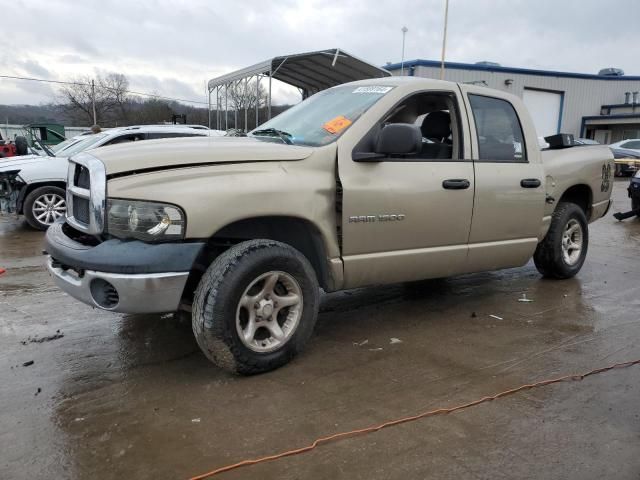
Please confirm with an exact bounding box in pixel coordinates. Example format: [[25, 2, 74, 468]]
[[251, 128, 293, 145]]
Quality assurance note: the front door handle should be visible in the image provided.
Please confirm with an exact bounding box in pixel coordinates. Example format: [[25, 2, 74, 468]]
[[442, 179, 471, 190], [521, 178, 541, 188]]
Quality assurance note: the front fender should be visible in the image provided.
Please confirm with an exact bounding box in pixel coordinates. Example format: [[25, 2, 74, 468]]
[[106, 146, 340, 259]]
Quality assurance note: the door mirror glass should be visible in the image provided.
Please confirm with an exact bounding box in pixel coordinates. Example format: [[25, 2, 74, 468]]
[[375, 123, 422, 155]]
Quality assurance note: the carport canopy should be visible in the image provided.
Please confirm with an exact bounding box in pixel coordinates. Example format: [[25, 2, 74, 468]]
[[208, 48, 390, 98], [207, 48, 391, 130]]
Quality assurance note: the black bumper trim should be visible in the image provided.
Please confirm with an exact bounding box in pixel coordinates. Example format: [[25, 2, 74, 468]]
[[44, 221, 204, 274]]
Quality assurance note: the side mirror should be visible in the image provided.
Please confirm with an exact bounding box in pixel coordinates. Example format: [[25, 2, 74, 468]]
[[376, 123, 422, 156], [352, 123, 423, 162]]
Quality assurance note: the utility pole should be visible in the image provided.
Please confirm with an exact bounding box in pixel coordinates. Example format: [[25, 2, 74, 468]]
[[400, 26, 408, 76], [440, 0, 450, 80], [91, 79, 97, 125]]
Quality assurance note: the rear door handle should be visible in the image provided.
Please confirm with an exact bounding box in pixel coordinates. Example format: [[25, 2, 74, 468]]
[[520, 178, 541, 188], [442, 179, 471, 190]]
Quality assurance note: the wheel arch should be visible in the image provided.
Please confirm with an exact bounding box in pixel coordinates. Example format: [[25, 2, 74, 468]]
[[19, 181, 67, 214], [182, 215, 334, 305], [557, 184, 593, 220]]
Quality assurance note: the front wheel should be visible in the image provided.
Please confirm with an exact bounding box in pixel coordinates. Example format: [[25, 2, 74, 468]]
[[533, 202, 589, 279], [192, 240, 320, 375], [23, 186, 67, 230]]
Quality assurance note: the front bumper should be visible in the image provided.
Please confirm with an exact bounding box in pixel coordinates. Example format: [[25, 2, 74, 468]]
[[44, 221, 204, 313], [46, 257, 190, 313]]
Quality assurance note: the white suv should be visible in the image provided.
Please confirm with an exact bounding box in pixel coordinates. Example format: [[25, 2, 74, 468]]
[[0, 125, 212, 230]]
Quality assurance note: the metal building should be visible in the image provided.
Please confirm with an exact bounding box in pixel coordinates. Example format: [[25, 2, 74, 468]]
[[385, 59, 640, 143]]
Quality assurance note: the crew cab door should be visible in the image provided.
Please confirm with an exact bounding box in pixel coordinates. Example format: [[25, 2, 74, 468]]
[[459, 84, 545, 272], [337, 89, 475, 289]]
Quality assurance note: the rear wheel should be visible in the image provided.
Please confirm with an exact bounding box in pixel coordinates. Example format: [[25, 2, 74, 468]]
[[192, 239, 320, 375], [533, 202, 589, 279], [23, 186, 67, 230]]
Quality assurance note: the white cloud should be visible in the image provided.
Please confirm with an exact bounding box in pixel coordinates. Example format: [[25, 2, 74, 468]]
[[0, 0, 638, 106]]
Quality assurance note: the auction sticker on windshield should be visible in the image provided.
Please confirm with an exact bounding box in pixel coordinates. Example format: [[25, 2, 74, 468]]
[[323, 115, 353, 134], [352, 86, 393, 94]]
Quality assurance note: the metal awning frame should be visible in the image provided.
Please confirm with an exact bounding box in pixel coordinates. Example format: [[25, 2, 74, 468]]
[[207, 48, 390, 131], [209, 72, 271, 132]]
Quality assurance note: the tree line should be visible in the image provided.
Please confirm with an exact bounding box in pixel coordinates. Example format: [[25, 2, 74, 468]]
[[1, 73, 288, 130], [58, 74, 284, 130]]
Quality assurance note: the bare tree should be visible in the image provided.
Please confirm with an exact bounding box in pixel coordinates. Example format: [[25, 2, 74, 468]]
[[58, 74, 130, 126], [226, 79, 267, 111], [217, 79, 268, 130]]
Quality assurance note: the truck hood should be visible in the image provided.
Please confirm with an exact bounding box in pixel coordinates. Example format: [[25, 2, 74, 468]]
[[0, 154, 52, 171], [89, 136, 315, 176]]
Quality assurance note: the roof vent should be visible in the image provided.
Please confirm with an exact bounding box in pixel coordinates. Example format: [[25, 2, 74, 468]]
[[598, 67, 624, 77], [475, 61, 501, 67]]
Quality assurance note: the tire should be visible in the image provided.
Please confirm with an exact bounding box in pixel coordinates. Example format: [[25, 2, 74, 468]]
[[14, 136, 28, 156], [23, 186, 67, 230], [192, 239, 320, 375], [533, 202, 589, 279], [633, 197, 640, 218]]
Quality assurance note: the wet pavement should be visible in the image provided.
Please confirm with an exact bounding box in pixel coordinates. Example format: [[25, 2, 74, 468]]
[[1, 179, 640, 480]]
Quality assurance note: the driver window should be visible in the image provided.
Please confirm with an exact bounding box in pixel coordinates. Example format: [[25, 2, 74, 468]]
[[105, 133, 145, 145], [383, 93, 461, 160]]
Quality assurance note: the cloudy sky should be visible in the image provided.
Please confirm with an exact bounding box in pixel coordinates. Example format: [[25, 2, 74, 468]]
[[1, 0, 638, 107]]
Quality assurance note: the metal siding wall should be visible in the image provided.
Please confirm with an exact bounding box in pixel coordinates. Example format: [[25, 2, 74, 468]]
[[412, 66, 640, 137]]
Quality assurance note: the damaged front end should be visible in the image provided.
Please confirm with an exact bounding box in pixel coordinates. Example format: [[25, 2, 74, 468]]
[[0, 170, 25, 215]]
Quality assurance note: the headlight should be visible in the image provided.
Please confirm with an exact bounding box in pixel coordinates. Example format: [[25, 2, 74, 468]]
[[106, 199, 185, 241]]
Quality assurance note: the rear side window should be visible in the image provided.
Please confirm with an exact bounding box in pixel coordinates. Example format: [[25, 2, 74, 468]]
[[146, 132, 203, 139], [104, 133, 146, 145], [468, 94, 527, 162]]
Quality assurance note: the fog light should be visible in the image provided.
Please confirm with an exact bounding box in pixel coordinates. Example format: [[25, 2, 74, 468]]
[[90, 278, 119, 309]]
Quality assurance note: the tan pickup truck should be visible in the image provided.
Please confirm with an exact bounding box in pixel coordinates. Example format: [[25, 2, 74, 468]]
[[45, 78, 614, 374]]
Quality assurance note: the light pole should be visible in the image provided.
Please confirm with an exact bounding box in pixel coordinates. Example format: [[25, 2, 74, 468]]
[[400, 26, 408, 76], [440, 0, 450, 80]]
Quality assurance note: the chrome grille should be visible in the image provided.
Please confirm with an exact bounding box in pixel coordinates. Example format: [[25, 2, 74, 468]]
[[74, 197, 90, 224], [66, 154, 106, 234], [74, 165, 91, 189]]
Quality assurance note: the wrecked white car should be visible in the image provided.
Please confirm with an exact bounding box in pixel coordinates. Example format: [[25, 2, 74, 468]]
[[0, 125, 210, 230]]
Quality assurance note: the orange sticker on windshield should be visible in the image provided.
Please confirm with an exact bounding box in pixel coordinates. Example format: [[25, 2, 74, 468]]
[[323, 116, 352, 134]]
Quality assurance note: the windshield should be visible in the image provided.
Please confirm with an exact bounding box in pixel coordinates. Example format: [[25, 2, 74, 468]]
[[250, 85, 394, 147], [52, 137, 83, 153], [60, 133, 109, 157]]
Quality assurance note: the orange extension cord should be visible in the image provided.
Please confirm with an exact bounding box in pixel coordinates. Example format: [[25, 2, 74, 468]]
[[188, 358, 640, 480]]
